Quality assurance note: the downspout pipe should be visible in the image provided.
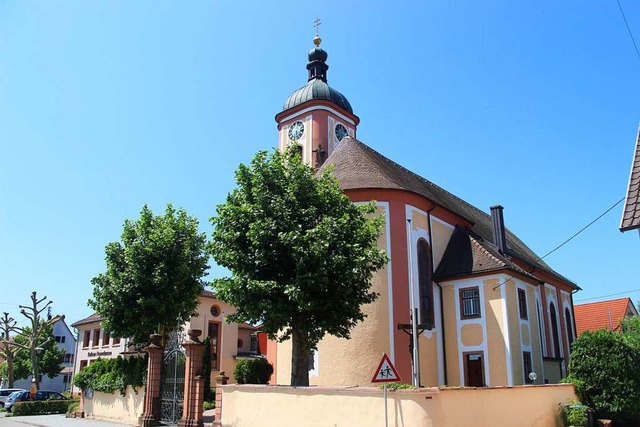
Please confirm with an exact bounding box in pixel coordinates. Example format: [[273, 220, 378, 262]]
[[436, 282, 447, 385], [427, 209, 447, 385]]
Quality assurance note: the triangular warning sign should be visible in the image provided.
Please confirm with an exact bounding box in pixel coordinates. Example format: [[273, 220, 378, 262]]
[[371, 353, 401, 383]]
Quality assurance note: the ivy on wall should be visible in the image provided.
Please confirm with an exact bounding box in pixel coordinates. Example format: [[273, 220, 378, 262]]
[[73, 355, 147, 395]]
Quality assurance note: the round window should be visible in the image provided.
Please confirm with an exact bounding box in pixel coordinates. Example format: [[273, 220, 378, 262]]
[[210, 305, 220, 317]]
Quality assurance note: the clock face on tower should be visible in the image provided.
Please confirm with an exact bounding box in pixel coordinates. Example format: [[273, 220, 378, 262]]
[[288, 121, 304, 141], [335, 123, 348, 141]]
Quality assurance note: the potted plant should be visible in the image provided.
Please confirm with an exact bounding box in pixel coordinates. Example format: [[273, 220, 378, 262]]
[[563, 403, 588, 427]]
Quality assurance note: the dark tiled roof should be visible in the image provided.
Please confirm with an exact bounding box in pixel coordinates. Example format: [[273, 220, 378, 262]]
[[201, 289, 217, 299], [71, 312, 103, 327], [73, 290, 218, 327], [434, 226, 540, 283], [621, 128, 640, 231], [283, 79, 353, 114], [574, 297, 638, 335], [320, 137, 577, 288]]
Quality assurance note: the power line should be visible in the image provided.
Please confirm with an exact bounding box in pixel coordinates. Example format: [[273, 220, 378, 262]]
[[535, 196, 625, 262], [616, 0, 640, 62], [493, 196, 625, 290], [575, 288, 640, 303]]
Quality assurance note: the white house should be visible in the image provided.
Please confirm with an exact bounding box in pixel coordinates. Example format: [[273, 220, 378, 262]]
[[14, 315, 77, 393]]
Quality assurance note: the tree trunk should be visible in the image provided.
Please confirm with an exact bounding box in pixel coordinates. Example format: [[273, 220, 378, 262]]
[[32, 349, 39, 388], [7, 358, 14, 388], [290, 330, 310, 386]]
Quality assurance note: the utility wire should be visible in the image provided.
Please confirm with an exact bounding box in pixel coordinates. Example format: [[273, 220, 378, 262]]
[[535, 196, 625, 262], [493, 196, 625, 290], [575, 288, 640, 303], [616, 0, 640, 62]]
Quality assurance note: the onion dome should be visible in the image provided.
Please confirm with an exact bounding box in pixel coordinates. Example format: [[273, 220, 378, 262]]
[[282, 36, 353, 114]]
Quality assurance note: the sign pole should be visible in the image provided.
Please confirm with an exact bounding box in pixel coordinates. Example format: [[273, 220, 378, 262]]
[[384, 383, 388, 427]]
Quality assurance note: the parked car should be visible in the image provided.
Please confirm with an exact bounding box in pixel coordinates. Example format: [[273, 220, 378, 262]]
[[0, 389, 25, 408], [4, 390, 70, 412]]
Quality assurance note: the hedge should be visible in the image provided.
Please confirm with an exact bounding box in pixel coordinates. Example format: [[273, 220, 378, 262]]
[[12, 400, 72, 416], [233, 358, 273, 384], [73, 355, 147, 395]]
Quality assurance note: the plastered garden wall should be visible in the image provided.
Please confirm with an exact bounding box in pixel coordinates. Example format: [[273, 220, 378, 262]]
[[82, 386, 145, 425], [220, 383, 577, 427]]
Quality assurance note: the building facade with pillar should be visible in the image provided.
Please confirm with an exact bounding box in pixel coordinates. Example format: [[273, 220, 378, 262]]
[[266, 37, 580, 388]]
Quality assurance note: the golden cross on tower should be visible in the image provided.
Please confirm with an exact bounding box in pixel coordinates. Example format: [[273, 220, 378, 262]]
[[313, 18, 322, 46], [314, 18, 321, 36]]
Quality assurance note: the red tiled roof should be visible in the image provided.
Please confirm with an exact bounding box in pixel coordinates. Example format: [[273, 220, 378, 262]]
[[574, 297, 638, 335], [621, 127, 640, 232]]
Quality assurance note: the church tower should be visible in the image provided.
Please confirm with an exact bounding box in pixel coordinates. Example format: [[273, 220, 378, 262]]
[[275, 33, 359, 167]]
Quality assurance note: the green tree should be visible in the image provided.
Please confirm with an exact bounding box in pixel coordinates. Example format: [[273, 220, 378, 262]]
[[89, 204, 210, 346], [13, 323, 65, 383], [567, 330, 640, 425], [209, 146, 387, 386], [0, 312, 25, 387]]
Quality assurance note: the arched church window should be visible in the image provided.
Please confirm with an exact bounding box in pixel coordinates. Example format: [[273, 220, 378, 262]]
[[550, 302, 561, 358], [417, 239, 434, 328], [565, 307, 574, 348]]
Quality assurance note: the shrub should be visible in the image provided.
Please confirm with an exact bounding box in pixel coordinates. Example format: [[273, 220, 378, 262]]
[[12, 400, 71, 416], [567, 330, 640, 425], [73, 355, 147, 395], [562, 403, 588, 427], [379, 382, 417, 391], [203, 400, 216, 411], [233, 358, 273, 384], [66, 400, 80, 416]]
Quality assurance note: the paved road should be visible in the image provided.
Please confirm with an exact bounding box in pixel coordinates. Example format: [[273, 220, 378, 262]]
[[0, 411, 215, 427], [0, 413, 132, 427]]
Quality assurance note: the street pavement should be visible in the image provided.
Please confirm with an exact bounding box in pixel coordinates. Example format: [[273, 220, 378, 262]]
[[0, 413, 135, 427], [0, 411, 216, 427]]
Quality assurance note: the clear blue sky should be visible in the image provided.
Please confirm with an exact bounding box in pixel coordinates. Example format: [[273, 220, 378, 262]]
[[1, 1, 639, 328]]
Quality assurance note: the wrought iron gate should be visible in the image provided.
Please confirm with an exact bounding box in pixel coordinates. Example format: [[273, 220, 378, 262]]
[[160, 332, 186, 426]]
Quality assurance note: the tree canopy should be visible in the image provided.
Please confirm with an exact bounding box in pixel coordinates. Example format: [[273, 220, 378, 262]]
[[209, 146, 387, 386], [13, 323, 65, 382], [568, 321, 640, 425], [89, 204, 209, 346]]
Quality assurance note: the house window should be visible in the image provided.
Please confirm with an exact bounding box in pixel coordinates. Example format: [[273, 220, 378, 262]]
[[92, 329, 100, 347], [102, 331, 110, 346], [63, 374, 71, 384], [208, 322, 221, 370], [550, 302, 561, 358], [565, 308, 574, 348], [417, 239, 434, 328], [250, 335, 258, 353], [210, 305, 220, 317], [460, 287, 481, 319], [83, 330, 90, 348], [523, 352, 533, 384], [518, 288, 528, 320], [55, 335, 65, 343], [113, 336, 121, 346], [79, 360, 88, 371], [64, 353, 74, 364]]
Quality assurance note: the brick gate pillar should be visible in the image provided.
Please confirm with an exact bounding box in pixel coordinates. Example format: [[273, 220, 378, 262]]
[[212, 372, 229, 427], [139, 334, 164, 427], [178, 329, 205, 427]]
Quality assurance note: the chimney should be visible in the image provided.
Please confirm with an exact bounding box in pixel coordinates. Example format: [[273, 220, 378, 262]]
[[490, 205, 507, 254]]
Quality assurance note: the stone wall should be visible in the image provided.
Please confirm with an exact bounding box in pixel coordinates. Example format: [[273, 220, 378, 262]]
[[220, 383, 577, 427], [82, 386, 145, 425]]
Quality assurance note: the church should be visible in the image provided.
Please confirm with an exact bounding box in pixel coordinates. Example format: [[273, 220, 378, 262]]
[[263, 34, 580, 388]]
